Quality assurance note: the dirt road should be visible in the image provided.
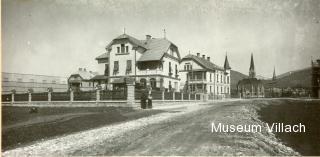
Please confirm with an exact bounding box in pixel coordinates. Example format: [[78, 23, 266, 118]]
[[3, 100, 298, 156]]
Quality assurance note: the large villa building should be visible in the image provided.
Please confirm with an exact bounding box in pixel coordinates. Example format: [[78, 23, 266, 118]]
[[67, 33, 231, 98], [91, 33, 181, 92], [179, 53, 231, 98]]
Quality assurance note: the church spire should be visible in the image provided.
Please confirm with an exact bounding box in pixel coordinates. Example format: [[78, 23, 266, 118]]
[[249, 53, 256, 78], [272, 66, 276, 80], [224, 52, 231, 70]]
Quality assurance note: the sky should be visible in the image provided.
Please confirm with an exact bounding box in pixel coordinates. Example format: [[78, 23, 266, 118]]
[[2, 0, 320, 78]]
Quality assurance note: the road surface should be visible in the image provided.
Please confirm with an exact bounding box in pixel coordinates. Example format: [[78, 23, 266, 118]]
[[3, 100, 298, 156]]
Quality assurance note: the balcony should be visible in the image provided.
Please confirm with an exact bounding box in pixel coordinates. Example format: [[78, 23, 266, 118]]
[[188, 79, 207, 84], [138, 69, 163, 75]]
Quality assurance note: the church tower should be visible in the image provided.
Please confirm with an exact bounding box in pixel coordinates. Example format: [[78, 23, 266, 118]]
[[249, 53, 256, 78], [272, 66, 276, 80], [224, 53, 231, 70]]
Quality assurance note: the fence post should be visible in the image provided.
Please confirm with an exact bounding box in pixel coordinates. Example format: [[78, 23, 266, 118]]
[[11, 93, 15, 104], [48, 92, 51, 102], [70, 89, 74, 102], [162, 91, 164, 101], [126, 78, 135, 107], [173, 92, 175, 100], [96, 89, 100, 102], [28, 92, 32, 103], [181, 92, 184, 100]]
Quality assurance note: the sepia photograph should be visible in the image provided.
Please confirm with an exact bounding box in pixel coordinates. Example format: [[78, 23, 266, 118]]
[[1, 0, 320, 156]]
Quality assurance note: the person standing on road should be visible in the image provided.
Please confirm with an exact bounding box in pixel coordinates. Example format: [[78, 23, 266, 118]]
[[140, 89, 148, 109], [147, 90, 152, 109]]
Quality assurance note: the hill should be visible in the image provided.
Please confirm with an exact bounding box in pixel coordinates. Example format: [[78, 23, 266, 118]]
[[272, 67, 312, 88], [230, 70, 248, 89]]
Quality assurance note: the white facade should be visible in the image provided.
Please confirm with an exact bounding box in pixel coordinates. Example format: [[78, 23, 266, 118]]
[[179, 54, 231, 98], [97, 34, 181, 91]]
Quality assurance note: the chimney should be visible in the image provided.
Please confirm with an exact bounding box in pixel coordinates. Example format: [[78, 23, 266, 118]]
[[146, 35, 151, 40], [202, 55, 205, 59], [197, 53, 200, 57], [207, 57, 210, 61]]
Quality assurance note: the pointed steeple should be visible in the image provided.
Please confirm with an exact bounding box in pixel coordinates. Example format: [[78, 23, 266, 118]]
[[249, 53, 256, 78], [272, 66, 276, 80], [224, 53, 231, 70]]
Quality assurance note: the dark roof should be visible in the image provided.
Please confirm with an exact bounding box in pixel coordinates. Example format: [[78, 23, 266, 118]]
[[90, 75, 108, 80], [97, 34, 180, 62], [95, 53, 109, 60], [138, 38, 178, 62], [105, 34, 147, 50], [237, 78, 263, 86], [224, 55, 231, 70], [182, 54, 224, 71]]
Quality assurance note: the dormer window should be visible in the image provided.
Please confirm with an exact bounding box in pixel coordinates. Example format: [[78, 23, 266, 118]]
[[121, 44, 125, 53]]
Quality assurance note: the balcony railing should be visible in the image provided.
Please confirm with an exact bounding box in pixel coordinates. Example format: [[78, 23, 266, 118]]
[[188, 79, 207, 83]]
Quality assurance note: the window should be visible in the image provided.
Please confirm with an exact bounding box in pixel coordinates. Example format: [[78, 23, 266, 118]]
[[17, 78, 23, 82], [175, 64, 178, 77], [217, 74, 219, 83], [217, 86, 219, 94], [126, 60, 132, 74], [227, 76, 229, 84], [227, 87, 229, 94], [104, 64, 109, 76], [29, 79, 35, 83], [42, 80, 47, 83], [210, 86, 212, 93], [89, 82, 91, 87], [3, 78, 9, 82], [126, 46, 129, 53], [52, 80, 56, 84], [221, 87, 223, 93], [113, 61, 119, 75], [210, 73, 212, 82], [169, 81, 172, 90], [117, 47, 120, 53], [150, 78, 156, 88], [121, 44, 125, 53], [221, 75, 222, 83], [169, 62, 172, 76]]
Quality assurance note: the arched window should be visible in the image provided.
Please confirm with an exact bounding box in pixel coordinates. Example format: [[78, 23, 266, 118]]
[[150, 78, 156, 89], [140, 78, 147, 88]]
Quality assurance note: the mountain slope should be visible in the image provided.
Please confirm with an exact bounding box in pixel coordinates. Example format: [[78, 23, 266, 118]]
[[273, 67, 312, 88], [230, 70, 248, 89]]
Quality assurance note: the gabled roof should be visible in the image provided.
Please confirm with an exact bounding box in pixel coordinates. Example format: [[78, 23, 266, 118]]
[[105, 34, 147, 50], [138, 38, 179, 62], [70, 69, 97, 80], [95, 53, 109, 60], [182, 54, 224, 71]]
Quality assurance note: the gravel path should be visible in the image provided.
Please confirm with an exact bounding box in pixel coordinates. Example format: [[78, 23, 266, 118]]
[[3, 99, 299, 156]]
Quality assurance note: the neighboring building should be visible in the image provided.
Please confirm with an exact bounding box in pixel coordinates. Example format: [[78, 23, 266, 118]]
[[1, 72, 68, 94], [311, 59, 320, 98], [179, 53, 231, 98], [94, 33, 181, 91], [237, 54, 265, 98], [68, 68, 98, 91]]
